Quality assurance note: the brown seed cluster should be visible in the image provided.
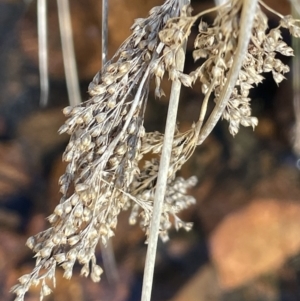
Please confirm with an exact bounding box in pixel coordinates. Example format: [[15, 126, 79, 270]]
[[128, 128, 199, 242], [12, 1, 300, 300], [11, 1, 193, 301]]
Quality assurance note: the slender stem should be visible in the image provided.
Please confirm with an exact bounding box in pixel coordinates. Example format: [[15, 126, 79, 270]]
[[292, 4, 300, 155], [214, 0, 228, 5], [57, 0, 81, 106], [99, 0, 119, 284], [140, 1, 189, 301], [102, 0, 108, 65], [258, 0, 284, 19], [37, 0, 49, 107], [290, 0, 300, 16]]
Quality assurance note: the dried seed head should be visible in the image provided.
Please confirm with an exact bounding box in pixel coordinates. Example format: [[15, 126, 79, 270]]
[[63, 106, 73, 117], [107, 84, 117, 95], [102, 75, 114, 85], [106, 97, 117, 108], [18, 274, 30, 285], [54, 253, 66, 264], [118, 62, 131, 73], [54, 204, 64, 216], [68, 235, 80, 246], [42, 283, 52, 296], [95, 113, 106, 123], [74, 203, 83, 217], [107, 63, 118, 73], [127, 122, 136, 134], [115, 143, 127, 155], [39, 247, 52, 258], [75, 183, 89, 193]]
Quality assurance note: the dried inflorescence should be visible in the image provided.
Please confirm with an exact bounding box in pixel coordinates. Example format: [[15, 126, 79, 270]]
[[12, 0, 300, 300]]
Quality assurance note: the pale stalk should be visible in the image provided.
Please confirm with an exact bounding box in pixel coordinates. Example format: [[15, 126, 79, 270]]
[[37, 0, 49, 107], [140, 1, 189, 301], [102, 0, 108, 65], [57, 0, 81, 106], [290, 0, 300, 16], [99, 0, 119, 284], [292, 4, 300, 155], [214, 0, 228, 5]]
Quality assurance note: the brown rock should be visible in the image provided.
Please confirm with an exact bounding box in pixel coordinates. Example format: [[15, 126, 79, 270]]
[[210, 199, 300, 289], [170, 264, 221, 301], [16, 108, 67, 168], [0, 141, 31, 199], [196, 176, 249, 233]]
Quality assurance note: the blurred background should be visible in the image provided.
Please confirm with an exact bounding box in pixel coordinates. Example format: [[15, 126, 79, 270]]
[[1, 0, 300, 300]]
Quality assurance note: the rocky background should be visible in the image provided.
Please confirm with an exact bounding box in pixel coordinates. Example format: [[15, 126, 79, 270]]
[[1, 0, 300, 300]]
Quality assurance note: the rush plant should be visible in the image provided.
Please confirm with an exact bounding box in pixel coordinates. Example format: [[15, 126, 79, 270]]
[[12, 0, 300, 300]]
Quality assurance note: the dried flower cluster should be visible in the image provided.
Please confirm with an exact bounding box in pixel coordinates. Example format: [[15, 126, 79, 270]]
[[12, 0, 300, 300]]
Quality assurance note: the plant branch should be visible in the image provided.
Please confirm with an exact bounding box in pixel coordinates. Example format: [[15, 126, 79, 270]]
[[99, 0, 119, 284], [37, 0, 49, 107], [57, 0, 81, 106], [140, 1, 189, 301]]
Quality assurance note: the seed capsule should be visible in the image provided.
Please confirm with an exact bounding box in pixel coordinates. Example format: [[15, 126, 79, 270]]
[[26, 236, 35, 249], [54, 204, 64, 216], [91, 126, 102, 137], [118, 62, 130, 74], [115, 143, 127, 155], [42, 283, 52, 296], [54, 253, 66, 263], [142, 51, 152, 62], [128, 122, 136, 134], [81, 133, 91, 147], [64, 201, 72, 214], [40, 247, 52, 258], [68, 235, 80, 246], [99, 224, 108, 236], [18, 274, 31, 285], [95, 113, 106, 123], [83, 207, 92, 222], [63, 106, 73, 116], [107, 84, 117, 95], [138, 126, 145, 137], [67, 249, 77, 261], [74, 203, 83, 217], [96, 145, 107, 155], [86, 151, 94, 162], [102, 75, 114, 85], [82, 109, 93, 124], [109, 156, 119, 168], [52, 233, 62, 244], [106, 97, 117, 108], [75, 183, 89, 193], [93, 265, 103, 277], [92, 84, 107, 95], [48, 214, 58, 224], [63, 150, 73, 163], [71, 193, 79, 206], [121, 107, 128, 116], [58, 124, 69, 134], [107, 63, 118, 73]]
